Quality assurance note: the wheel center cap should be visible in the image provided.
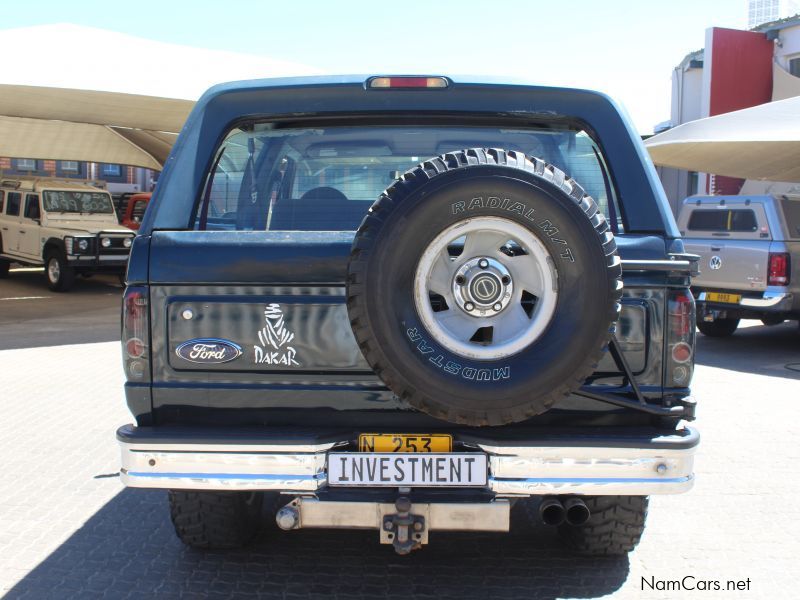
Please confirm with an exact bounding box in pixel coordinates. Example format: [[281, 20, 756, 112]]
[[470, 274, 502, 304], [452, 256, 514, 317]]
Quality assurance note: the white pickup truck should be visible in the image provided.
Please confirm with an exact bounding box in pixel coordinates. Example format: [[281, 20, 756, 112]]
[[677, 194, 800, 336]]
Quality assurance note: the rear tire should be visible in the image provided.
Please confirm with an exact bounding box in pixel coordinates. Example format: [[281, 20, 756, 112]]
[[558, 495, 648, 556], [44, 251, 76, 292], [697, 317, 739, 337], [168, 490, 264, 549]]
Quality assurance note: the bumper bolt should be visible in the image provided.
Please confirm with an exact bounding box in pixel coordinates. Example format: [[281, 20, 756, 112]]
[[656, 463, 668, 474]]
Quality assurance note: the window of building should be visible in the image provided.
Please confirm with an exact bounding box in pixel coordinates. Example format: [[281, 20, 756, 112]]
[[16, 158, 37, 171], [102, 164, 122, 176], [6, 192, 21, 216], [61, 161, 79, 172], [0, 191, 4, 213], [789, 56, 800, 78]]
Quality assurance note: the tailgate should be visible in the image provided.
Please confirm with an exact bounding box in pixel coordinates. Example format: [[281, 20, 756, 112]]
[[683, 238, 769, 292]]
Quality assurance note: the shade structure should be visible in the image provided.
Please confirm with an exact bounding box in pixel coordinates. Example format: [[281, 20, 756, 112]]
[[0, 85, 191, 170], [644, 95, 800, 182]]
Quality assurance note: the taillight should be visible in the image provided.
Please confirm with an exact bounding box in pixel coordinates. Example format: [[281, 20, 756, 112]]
[[768, 252, 790, 286], [367, 76, 449, 89], [666, 291, 695, 387], [122, 286, 150, 382]]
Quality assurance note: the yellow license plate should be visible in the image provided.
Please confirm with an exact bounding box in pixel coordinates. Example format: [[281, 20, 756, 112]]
[[706, 292, 741, 304], [358, 433, 452, 453]]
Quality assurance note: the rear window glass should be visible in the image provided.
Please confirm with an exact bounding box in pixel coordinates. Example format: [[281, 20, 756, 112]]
[[195, 124, 620, 232], [687, 209, 757, 232]]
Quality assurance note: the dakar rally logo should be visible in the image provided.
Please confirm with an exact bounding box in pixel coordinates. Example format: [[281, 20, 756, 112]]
[[254, 303, 300, 366]]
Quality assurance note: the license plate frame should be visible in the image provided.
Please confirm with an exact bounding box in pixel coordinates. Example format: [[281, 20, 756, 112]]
[[328, 452, 487, 487], [358, 433, 452, 453], [706, 292, 742, 304]]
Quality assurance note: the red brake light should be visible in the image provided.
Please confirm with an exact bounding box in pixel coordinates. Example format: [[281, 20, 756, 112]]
[[367, 76, 449, 89], [669, 293, 693, 337], [122, 287, 149, 381], [768, 253, 790, 286]]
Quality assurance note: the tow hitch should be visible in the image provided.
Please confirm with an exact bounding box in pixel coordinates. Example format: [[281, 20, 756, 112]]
[[275, 495, 510, 554], [381, 496, 426, 554]]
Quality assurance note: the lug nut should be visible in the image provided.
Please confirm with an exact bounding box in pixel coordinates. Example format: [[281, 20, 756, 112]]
[[478, 259, 489, 269], [455, 275, 465, 285], [464, 302, 475, 311], [493, 303, 502, 311], [501, 275, 511, 285]]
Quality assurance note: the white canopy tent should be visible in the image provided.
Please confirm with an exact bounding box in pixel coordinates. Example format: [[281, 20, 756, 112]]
[[0, 23, 320, 170], [644, 95, 800, 183], [0, 86, 191, 170]]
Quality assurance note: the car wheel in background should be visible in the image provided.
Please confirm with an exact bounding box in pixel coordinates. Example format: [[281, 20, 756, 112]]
[[44, 250, 76, 292], [697, 317, 739, 337]]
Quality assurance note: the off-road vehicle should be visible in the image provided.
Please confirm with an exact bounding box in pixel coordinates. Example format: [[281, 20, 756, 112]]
[[117, 75, 699, 556], [677, 194, 799, 336], [0, 177, 134, 291]]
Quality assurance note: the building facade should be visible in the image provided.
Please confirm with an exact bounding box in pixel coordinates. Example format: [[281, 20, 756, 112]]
[[657, 14, 800, 215], [0, 157, 155, 194]]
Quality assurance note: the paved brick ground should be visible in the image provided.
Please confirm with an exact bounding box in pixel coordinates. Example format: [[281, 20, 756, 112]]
[[0, 321, 798, 599]]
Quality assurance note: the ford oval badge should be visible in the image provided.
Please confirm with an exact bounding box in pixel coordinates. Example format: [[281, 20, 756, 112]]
[[175, 338, 243, 363]]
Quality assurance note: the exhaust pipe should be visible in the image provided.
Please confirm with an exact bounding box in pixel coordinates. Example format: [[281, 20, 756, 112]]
[[539, 497, 566, 526], [563, 497, 591, 526]]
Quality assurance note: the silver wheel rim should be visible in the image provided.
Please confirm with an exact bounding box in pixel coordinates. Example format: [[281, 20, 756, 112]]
[[413, 216, 558, 360], [47, 258, 60, 283]]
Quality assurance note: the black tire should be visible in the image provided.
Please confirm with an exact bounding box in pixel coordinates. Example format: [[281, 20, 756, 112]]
[[558, 496, 648, 556], [44, 250, 76, 292], [697, 317, 739, 337], [347, 148, 621, 426], [0, 259, 9, 279], [761, 315, 785, 327], [168, 490, 264, 549]]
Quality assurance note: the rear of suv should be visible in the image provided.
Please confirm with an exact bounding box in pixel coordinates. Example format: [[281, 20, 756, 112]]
[[117, 76, 699, 556]]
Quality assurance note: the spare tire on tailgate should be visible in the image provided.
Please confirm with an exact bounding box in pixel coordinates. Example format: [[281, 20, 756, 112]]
[[347, 148, 622, 426]]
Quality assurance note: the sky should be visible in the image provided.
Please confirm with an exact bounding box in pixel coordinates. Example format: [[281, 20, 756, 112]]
[[1, 0, 751, 134]]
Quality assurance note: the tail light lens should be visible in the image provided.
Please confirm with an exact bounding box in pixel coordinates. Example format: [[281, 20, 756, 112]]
[[666, 291, 695, 387], [768, 252, 790, 286], [122, 286, 150, 382]]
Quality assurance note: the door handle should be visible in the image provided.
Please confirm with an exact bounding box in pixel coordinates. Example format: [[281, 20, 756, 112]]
[[710, 246, 721, 251]]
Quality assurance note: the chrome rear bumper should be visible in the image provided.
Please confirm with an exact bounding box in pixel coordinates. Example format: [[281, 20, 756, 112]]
[[118, 425, 698, 496]]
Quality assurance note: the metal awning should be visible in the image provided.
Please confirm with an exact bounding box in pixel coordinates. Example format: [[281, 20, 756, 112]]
[[644, 95, 800, 182], [0, 85, 192, 170]]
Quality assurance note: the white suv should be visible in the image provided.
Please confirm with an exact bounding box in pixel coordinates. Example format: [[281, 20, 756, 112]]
[[0, 177, 135, 291]]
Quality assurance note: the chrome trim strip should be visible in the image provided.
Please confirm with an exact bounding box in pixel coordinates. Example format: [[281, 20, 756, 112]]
[[119, 432, 696, 496], [697, 291, 790, 308]]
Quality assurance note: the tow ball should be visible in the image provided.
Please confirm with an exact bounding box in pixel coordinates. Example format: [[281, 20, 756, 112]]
[[382, 496, 426, 555]]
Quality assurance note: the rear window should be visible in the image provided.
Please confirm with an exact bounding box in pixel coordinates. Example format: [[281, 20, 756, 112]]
[[687, 209, 758, 232], [195, 123, 621, 232]]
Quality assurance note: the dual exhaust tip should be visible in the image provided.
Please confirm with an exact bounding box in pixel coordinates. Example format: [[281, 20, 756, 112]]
[[539, 496, 591, 526]]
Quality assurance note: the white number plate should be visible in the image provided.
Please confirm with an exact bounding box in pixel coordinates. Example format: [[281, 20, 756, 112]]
[[328, 453, 487, 487]]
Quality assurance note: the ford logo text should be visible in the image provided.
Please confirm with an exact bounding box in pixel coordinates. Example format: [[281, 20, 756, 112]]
[[175, 339, 243, 364]]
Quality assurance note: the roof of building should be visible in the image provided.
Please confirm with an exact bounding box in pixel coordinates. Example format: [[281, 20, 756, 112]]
[[751, 13, 800, 33]]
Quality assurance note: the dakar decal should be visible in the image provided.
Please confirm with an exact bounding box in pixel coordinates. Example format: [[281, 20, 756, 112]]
[[406, 326, 510, 382], [451, 197, 576, 263], [254, 303, 300, 366]]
